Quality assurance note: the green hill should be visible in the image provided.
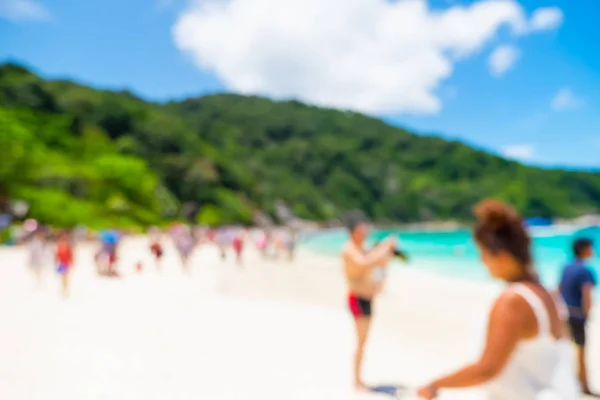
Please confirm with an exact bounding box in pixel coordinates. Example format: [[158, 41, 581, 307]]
[[1, 62, 599, 227]]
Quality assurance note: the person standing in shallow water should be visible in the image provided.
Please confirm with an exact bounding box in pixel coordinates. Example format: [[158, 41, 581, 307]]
[[417, 199, 579, 399], [559, 238, 597, 395], [341, 212, 396, 391]]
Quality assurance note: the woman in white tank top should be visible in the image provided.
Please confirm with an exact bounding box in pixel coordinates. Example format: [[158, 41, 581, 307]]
[[417, 199, 580, 399]]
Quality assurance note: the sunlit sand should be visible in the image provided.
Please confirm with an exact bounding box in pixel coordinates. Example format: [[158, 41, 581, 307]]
[[0, 237, 597, 399]]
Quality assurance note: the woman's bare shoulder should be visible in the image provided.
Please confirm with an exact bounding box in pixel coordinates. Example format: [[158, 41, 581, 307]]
[[491, 289, 530, 319]]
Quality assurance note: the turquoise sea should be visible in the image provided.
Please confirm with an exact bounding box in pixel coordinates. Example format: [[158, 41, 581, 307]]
[[301, 226, 600, 293]]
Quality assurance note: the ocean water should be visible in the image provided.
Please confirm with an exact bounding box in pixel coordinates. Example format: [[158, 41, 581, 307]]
[[301, 226, 600, 293]]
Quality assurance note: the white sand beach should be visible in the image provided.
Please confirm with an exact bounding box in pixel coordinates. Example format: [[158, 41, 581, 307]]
[[0, 236, 598, 400]]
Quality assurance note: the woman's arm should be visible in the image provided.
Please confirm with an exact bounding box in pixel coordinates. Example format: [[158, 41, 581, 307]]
[[417, 291, 527, 398]]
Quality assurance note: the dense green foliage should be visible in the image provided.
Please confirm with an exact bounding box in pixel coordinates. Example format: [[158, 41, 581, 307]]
[[1, 63, 599, 227], [0, 65, 177, 228]]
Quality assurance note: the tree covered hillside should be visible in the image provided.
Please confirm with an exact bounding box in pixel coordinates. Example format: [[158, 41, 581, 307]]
[[1, 63, 599, 227]]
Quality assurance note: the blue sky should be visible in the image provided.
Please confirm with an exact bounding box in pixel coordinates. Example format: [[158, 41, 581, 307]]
[[1, 0, 598, 168]]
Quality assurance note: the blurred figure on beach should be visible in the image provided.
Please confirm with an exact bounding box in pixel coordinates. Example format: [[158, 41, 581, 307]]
[[192, 226, 206, 245], [98, 229, 121, 277], [171, 223, 194, 272], [286, 229, 297, 262], [256, 230, 269, 259], [341, 211, 396, 390], [559, 238, 597, 395], [232, 228, 245, 265], [149, 227, 164, 271], [274, 230, 288, 260], [93, 238, 103, 275], [28, 229, 46, 287], [55, 231, 74, 297], [206, 228, 216, 244], [215, 227, 229, 261], [417, 200, 579, 399], [73, 225, 88, 243]]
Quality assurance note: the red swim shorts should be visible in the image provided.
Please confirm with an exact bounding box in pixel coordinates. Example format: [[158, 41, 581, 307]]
[[348, 294, 372, 318]]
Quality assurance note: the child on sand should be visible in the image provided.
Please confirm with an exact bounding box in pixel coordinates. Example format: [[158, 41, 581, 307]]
[[55, 231, 74, 297]]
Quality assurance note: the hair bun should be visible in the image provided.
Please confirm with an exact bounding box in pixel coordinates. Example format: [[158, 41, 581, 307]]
[[473, 199, 519, 230]]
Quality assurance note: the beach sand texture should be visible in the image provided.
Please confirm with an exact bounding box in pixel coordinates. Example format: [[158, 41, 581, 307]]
[[0, 236, 597, 399]]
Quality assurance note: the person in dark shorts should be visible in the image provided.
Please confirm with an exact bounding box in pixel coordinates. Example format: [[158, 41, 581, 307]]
[[341, 211, 396, 390], [559, 238, 597, 395], [348, 294, 372, 318]]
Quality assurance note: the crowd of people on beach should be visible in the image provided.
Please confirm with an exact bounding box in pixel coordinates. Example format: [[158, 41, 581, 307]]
[[20, 222, 298, 298], [13, 198, 598, 399]]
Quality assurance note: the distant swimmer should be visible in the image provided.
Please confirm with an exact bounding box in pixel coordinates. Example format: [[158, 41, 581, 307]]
[[417, 200, 579, 399], [341, 212, 396, 391], [55, 231, 74, 298]]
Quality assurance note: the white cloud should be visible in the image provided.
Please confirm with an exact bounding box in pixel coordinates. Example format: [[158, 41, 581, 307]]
[[551, 88, 582, 111], [0, 0, 51, 21], [488, 45, 520, 77], [502, 144, 535, 160], [528, 7, 563, 32], [173, 0, 562, 115]]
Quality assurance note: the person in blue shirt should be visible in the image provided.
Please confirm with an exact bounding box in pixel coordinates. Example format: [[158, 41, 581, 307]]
[[99, 229, 120, 277], [559, 238, 597, 395]]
